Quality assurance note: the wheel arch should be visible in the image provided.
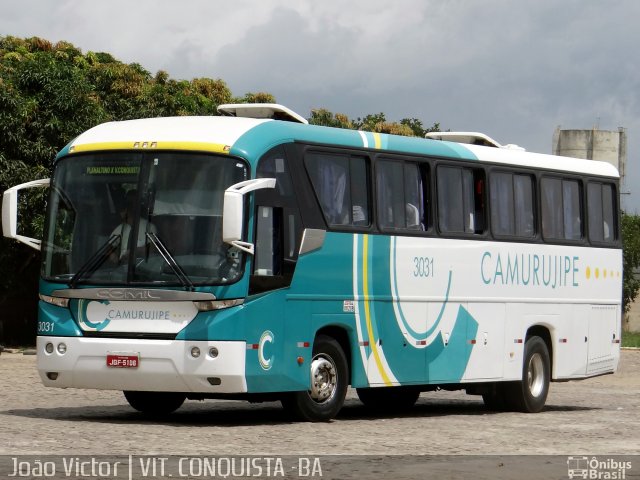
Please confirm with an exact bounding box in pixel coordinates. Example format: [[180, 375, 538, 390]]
[[314, 325, 352, 385], [525, 324, 554, 379]]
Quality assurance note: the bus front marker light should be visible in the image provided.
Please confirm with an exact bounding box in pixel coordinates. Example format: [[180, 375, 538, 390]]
[[297, 356, 304, 365], [57, 343, 67, 354], [45, 343, 54, 354], [208, 347, 219, 358], [190, 346, 201, 358]]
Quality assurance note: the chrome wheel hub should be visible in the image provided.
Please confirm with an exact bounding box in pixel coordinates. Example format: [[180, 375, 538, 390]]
[[309, 354, 337, 403], [527, 352, 545, 398]]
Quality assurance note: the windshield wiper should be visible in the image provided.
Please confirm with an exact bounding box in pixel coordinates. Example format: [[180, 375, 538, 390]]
[[69, 234, 121, 288], [145, 232, 194, 291]]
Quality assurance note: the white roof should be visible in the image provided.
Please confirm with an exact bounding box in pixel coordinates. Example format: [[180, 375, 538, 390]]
[[427, 131, 618, 178], [464, 143, 619, 178], [68, 116, 267, 152]]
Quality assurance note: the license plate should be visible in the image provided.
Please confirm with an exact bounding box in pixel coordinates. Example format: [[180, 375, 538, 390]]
[[106, 353, 139, 368]]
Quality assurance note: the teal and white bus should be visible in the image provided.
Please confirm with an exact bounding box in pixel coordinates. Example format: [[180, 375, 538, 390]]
[[2, 104, 622, 421]]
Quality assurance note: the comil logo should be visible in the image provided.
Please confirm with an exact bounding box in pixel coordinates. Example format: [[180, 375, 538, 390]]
[[258, 330, 274, 371], [567, 456, 632, 479]]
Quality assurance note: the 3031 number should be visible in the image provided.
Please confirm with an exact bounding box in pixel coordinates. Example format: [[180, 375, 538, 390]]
[[413, 256, 434, 277]]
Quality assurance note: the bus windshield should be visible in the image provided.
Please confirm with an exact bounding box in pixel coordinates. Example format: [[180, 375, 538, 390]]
[[42, 151, 248, 286]]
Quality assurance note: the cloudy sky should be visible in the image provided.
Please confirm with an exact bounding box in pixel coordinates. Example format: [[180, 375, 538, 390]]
[[2, 0, 639, 211]]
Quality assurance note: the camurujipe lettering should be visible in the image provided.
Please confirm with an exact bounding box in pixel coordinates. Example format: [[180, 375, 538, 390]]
[[108, 309, 170, 320], [481, 251, 579, 288]]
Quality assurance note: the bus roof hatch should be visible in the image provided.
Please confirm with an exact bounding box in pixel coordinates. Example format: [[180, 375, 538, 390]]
[[425, 131, 525, 151], [217, 103, 308, 124]]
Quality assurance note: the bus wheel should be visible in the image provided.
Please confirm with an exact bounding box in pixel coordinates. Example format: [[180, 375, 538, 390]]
[[281, 335, 348, 422], [123, 391, 186, 415], [356, 386, 420, 411], [505, 336, 550, 413]]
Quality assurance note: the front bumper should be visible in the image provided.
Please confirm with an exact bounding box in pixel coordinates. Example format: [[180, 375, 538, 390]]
[[36, 336, 247, 393]]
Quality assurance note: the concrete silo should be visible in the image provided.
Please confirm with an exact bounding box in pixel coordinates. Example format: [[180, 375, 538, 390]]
[[553, 127, 639, 331], [552, 127, 627, 184]]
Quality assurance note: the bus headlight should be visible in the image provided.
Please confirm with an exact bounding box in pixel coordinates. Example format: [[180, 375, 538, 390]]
[[194, 299, 244, 312], [190, 346, 201, 358], [57, 343, 67, 354], [39, 294, 70, 308], [45, 343, 54, 354]]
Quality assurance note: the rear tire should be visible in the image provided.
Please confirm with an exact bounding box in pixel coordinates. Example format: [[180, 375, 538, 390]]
[[356, 386, 420, 411], [504, 336, 550, 413], [123, 391, 186, 415], [281, 335, 348, 422]]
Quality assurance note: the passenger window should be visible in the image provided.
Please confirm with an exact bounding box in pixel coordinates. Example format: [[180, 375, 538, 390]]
[[490, 172, 534, 238], [588, 182, 617, 243], [437, 165, 485, 234], [541, 177, 583, 241], [305, 153, 370, 227], [376, 160, 426, 231]]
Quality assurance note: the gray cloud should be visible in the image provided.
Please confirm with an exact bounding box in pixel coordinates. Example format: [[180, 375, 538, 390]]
[[1, 0, 639, 209]]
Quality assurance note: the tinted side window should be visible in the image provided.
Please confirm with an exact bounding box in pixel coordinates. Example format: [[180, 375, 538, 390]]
[[514, 174, 535, 237], [541, 177, 583, 241], [437, 165, 485, 234], [490, 172, 534, 238], [376, 160, 426, 231], [305, 153, 369, 227], [588, 182, 617, 243]]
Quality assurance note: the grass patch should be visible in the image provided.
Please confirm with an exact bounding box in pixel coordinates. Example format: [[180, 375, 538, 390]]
[[622, 331, 640, 348]]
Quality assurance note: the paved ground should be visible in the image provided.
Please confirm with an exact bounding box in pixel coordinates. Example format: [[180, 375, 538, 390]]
[[0, 349, 638, 478]]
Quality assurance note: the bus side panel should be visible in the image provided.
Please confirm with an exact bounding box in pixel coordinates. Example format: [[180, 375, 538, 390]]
[[239, 291, 311, 393], [356, 235, 478, 386], [586, 304, 620, 375], [462, 303, 506, 381], [551, 304, 589, 379]]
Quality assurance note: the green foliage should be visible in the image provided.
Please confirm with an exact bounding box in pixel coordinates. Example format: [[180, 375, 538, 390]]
[[308, 109, 353, 129], [622, 212, 640, 312], [237, 92, 276, 104], [400, 118, 441, 137], [0, 34, 444, 344], [309, 109, 440, 137]]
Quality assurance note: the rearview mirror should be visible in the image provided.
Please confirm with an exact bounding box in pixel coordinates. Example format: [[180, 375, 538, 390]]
[[222, 178, 276, 254], [2, 178, 50, 250]]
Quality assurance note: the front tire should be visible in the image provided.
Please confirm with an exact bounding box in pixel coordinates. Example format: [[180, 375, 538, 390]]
[[281, 335, 348, 422], [123, 391, 186, 415], [504, 336, 550, 413]]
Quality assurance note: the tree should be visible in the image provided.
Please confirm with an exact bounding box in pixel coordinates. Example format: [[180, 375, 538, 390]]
[[308, 108, 353, 129], [0, 34, 444, 345], [309, 109, 440, 137], [622, 212, 640, 312]]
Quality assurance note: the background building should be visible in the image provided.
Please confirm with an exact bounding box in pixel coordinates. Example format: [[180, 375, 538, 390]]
[[553, 127, 638, 332], [553, 127, 627, 185]]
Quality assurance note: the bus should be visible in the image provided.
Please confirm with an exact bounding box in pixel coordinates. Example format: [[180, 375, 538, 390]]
[[2, 103, 622, 421]]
